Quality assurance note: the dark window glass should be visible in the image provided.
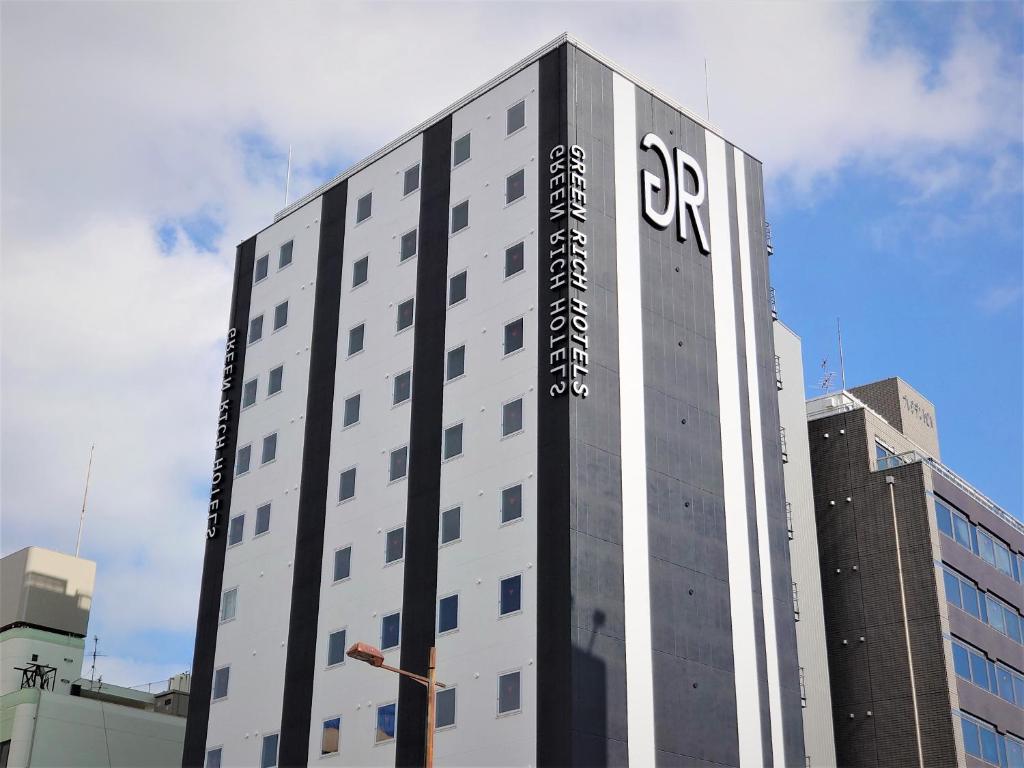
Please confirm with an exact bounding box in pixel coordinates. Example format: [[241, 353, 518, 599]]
[[440, 507, 460, 544], [438, 594, 458, 633], [260, 734, 278, 768], [255, 503, 271, 535], [935, 499, 953, 537], [504, 242, 524, 277], [502, 398, 523, 436], [352, 255, 369, 287], [333, 546, 351, 581], [504, 318, 524, 354], [501, 484, 522, 523], [261, 432, 277, 464], [249, 315, 264, 343], [343, 394, 360, 427], [348, 324, 365, 355], [969, 651, 989, 689], [228, 514, 244, 545], [327, 629, 346, 666], [497, 671, 520, 714], [953, 513, 972, 549], [453, 134, 471, 166], [400, 229, 418, 262], [207, 748, 223, 768], [356, 193, 372, 223], [242, 378, 257, 408], [381, 612, 400, 650], [321, 717, 340, 755], [505, 169, 525, 204], [403, 164, 420, 196], [393, 371, 412, 405], [943, 569, 961, 607], [443, 423, 463, 460], [435, 688, 456, 729], [449, 271, 467, 305], [273, 301, 288, 331], [500, 574, 522, 615], [236, 445, 251, 476], [386, 527, 404, 563], [506, 100, 525, 135], [451, 200, 469, 233], [397, 299, 415, 331], [254, 255, 269, 283], [446, 346, 465, 380], [220, 587, 237, 622], [376, 703, 396, 743], [961, 581, 980, 618], [960, 718, 981, 758], [268, 365, 283, 396], [279, 240, 293, 269], [389, 447, 408, 482], [951, 642, 970, 679], [339, 467, 356, 501], [212, 667, 230, 700]]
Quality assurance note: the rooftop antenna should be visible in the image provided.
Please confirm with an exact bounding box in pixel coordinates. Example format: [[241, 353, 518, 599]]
[[704, 58, 712, 121], [89, 635, 105, 689], [284, 144, 293, 208], [819, 357, 836, 394], [837, 317, 848, 391], [75, 444, 94, 557]]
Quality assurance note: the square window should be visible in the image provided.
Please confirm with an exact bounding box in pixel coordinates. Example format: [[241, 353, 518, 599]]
[[443, 423, 463, 460], [249, 315, 264, 344], [260, 733, 279, 768], [339, 467, 357, 502], [446, 345, 465, 381], [397, 298, 415, 332], [385, 527, 405, 564], [254, 255, 269, 283], [506, 100, 525, 135], [279, 240, 293, 269], [451, 200, 469, 234], [381, 612, 400, 650], [348, 324, 365, 356], [502, 398, 523, 437], [268, 365, 283, 396], [501, 484, 523, 524], [505, 169, 525, 204], [220, 587, 237, 622], [436, 688, 456, 729], [261, 432, 278, 464], [212, 666, 230, 700], [343, 394, 361, 427], [393, 371, 412, 405], [356, 192, 372, 223], [206, 748, 222, 768], [400, 229, 418, 262], [500, 574, 522, 615], [242, 378, 257, 408], [389, 446, 408, 482], [503, 318, 524, 355], [438, 594, 458, 634], [375, 703, 396, 743], [403, 164, 420, 196], [440, 506, 460, 545], [273, 301, 288, 331], [327, 629, 347, 667], [352, 255, 369, 288], [321, 717, 340, 756], [497, 670, 521, 714], [448, 271, 467, 306], [236, 445, 252, 476], [504, 242, 524, 278], [255, 502, 271, 535], [228, 514, 244, 546], [333, 546, 352, 582], [452, 133, 471, 167]]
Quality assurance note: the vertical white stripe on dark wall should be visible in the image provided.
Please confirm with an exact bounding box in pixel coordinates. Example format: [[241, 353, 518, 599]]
[[735, 146, 786, 768], [705, 131, 764, 766], [612, 72, 657, 767]]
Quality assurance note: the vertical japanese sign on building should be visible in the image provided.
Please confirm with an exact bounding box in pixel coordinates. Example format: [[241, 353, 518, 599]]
[[206, 327, 238, 538]]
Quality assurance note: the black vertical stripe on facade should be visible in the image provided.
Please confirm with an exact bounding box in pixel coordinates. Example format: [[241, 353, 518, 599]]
[[536, 43, 572, 768], [183, 237, 256, 768], [394, 116, 452, 768], [278, 181, 348, 768]]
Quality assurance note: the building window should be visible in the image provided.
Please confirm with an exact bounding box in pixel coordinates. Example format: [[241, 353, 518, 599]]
[[501, 484, 523, 524], [504, 242, 524, 277], [278, 240, 293, 269], [396, 298, 415, 332], [342, 394, 361, 427], [321, 717, 340, 756], [242, 377, 258, 408], [393, 370, 412, 405], [403, 163, 420, 196], [212, 666, 230, 700], [273, 301, 288, 331], [255, 502, 271, 536], [254, 254, 269, 284], [506, 99, 526, 135], [438, 594, 459, 634], [228, 514, 244, 546], [260, 733, 279, 768], [502, 397, 524, 437], [339, 467, 357, 502], [400, 229, 418, 262], [352, 255, 369, 288], [443, 423, 464, 460], [452, 133, 471, 167], [333, 546, 352, 582], [235, 445, 252, 476], [451, 200, 469, 234], [497, 671, 521, 715], [327, 629, 347, 667], [503, 317, 524, 355], [381, 612, 400, 650], [389, 446, 409, 482], [249, 314, 264, 344], [268, 365, 283, 396], [448, 270, 467, 306], [500, 574, 522, 616], [446, 345, 466, 381], [505, 169, 525, 204], [440, 506, 461, 545], [375, 703, 397, 743], [348, 323, 365, 356], [385, 527, 405, 564], [356, 192, 372, 223], [436, 688, 456, 729], [206, 748, 222, 768], [220, 587, 237, 622], [261, 432, 278, 464]]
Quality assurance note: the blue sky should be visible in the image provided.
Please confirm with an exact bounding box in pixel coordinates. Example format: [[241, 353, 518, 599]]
[[3, 1, 1021, 684]]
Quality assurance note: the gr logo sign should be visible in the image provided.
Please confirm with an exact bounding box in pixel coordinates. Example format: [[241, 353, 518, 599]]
[[639, 133, 711, 255]]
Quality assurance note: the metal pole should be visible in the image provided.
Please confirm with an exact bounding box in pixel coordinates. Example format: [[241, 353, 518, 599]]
[[76, 444, 94, 557], [425, 646, 437, 768], [837, 317, 847, 391]]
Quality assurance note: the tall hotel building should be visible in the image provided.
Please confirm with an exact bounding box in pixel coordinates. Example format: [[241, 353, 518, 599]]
[[184, 35, 806, 768]]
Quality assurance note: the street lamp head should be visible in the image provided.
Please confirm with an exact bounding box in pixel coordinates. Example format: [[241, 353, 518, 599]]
[[346, 642, 385, 667]]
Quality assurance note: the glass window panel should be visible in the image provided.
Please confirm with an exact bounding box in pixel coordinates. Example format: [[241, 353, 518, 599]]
[[255, 502, 271, 535], [400, 229, 417, 262], [249, 315, 264, 343], [261, 433, 277, 464], [981, 726, 999, 764], [935, 499, 953, 537], [348, 323, 365, 355], [260, 733, 279, 768], [505, 242, 525, 277], [995, 544, 1013, 577], [273, 301, 288, 331], [403, 164, 420, 196], [504, 318, 524, 354], [453, 134, 471, 166], [268, 365, 283, 396], [242, 378, 257, 408], [952, 642, 971, 679], [451, 200, 469, 233], [321, 717, 340, 755], [385, 528, 404, 564], [212, 667, 230, 700], [436, 688, 456, 729], [207, 748, 222, 768], [505, 169, 525, 204], [397, 298, 415, 331], [978, 531, 996, 565], [501, 484, 522, 523], [440, 507, 460, 545], [1007, 738, 1024, 768], [236, 444, 251, 476], [969, 651, 989, 689], [449, 271, 467, 305], [953, 513, 972, 549], [279, 240, 293, 269], [389, 447, 408, 482], [997, 666, 1015, 703], [1004, 607, 1021, 643], [333, 547, 351, 581], [381, 613, 400, 650], [356, 192, 372, 223], [343, 394, 360, 427], [220, 588, 237, 622], [502, 398, 523, 436], [443, 423, 463, 460], [339, 467, 357, 501], [328, 629, 346, 667], [961, 581, 980, 618], [1015, 676, 1024, 708], [506, 100, 525, 135], [393, 371, 412, 405], [228, 515, 244, 546], [500, 574, 522, 615], [375, 703, 396, 743], [961, 718, 981, 758], [438, 594, 458, 633], [446, 346, 465, 380], [987, 596, 1005, 633], [352, 255, 369, 287], [497, 671, 521, 714], [254, 254, 269, 283]]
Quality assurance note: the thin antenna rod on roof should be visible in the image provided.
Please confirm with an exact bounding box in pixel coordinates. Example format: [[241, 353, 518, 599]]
[[704, 58, 712, 121], [284, 145, 293, 208], [837, 317, 848, 391], [75, 444, 94, 557]]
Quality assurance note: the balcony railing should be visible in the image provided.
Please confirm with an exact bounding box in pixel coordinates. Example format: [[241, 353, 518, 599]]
[[769, 286, 778, 321], [786, 501, 794, 540], [780, 426, 789, 463], [775, 355, 784, 391], [765, 220, 774, 256]]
